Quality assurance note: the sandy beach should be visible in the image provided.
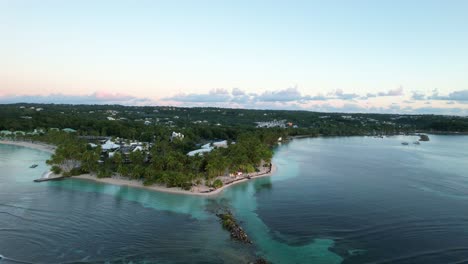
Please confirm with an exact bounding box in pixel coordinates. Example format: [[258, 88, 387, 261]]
[[74, 164, 277, 196], [0, 140, 56, 154], [0, 139, 277, 196]]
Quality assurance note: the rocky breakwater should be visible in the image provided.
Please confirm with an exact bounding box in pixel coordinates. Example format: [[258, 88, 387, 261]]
[[216, 210, 252, 244], [216, 210, 269, 263], [419, 134, 430, 141]]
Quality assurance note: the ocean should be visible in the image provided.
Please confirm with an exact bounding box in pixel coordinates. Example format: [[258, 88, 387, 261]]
[[1, 135, 467, 263]]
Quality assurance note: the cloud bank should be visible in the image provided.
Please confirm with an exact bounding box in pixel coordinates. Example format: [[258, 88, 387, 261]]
[[1, 87, 467, 115], [0, 91, 156, 105], [412, 89, 468, 102], [163, 87, 404, 103]]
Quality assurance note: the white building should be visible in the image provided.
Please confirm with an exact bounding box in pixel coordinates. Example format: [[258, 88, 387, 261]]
[[171, 132, 184, 141], [101, 139, 121, 151]]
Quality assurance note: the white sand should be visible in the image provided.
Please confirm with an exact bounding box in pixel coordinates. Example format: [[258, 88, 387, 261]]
[[74, 164, 277, 196], [0, 140, 56, 154], [0, 139, 277, 196]]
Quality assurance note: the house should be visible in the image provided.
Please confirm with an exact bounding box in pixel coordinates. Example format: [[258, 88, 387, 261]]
[[212, 140, 229, 148], [88, 143, 98, 148], [62, 128, 77, 133], [171, 131, 184, 141], [101, 139, 121, 151], [132, 145, 144, 152], [107, 117, 115, 121], [187, 148, 213, 156], [144, 120, 152, 125], [187, 140, 232, 156], [0, 130, 13, 136], [255, 120, 287, 128]]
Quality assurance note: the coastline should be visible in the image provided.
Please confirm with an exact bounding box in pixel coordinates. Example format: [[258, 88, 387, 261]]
[[0, 139, 56, 154], [73, 164, 277, 197], [0, 139, 277, 196]]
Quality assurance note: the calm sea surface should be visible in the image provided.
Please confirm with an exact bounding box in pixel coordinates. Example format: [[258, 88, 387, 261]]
[[1, 135, 468, 263]]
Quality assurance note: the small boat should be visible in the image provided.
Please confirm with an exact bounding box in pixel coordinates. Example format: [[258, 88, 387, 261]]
[[30, 164, 38, 168], [401, 142, 409, 145], [413, 141, 420, 145]]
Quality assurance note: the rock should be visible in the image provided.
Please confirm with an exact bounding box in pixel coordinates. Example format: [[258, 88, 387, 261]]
[[419, 134, 430, 141], [216, 210, 252, 244]]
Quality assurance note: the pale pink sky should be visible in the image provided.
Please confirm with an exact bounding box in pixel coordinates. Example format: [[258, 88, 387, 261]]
[[1, 0, 468, 115]]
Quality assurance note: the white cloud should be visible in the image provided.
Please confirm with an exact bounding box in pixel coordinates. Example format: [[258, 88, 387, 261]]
[[0, 92, 155, 105]]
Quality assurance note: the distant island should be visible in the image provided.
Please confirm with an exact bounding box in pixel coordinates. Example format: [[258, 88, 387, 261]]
[[0, 104, 467, 195]]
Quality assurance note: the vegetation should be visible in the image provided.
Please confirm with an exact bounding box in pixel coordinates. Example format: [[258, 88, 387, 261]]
[[212, 179, 223, 189], [31, 129, 274, 189], [1, 104, 467, 140], [51, 165, 62, 174], [1, 103, 466, 189]]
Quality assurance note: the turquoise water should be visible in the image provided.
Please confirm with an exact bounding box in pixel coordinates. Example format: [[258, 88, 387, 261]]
[[1, 135, 468, 263]]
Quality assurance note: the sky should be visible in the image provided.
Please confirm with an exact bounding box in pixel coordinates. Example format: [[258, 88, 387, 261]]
[[1, 0, 468, 115]]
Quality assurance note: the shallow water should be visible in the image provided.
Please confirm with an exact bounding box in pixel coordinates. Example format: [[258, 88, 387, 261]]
[[1, 135, 467, 263]]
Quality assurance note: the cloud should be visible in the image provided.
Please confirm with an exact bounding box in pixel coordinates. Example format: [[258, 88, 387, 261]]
[[365, 86, 404, 98], [447, 90, 468, 101], [164, 88, 232, 102], [301, 94, 328, 101], [255, 87, 303, 102], [231, 88, 246, 96], [0, 91, 155, 105], [331, 89, 360, 100], [164, 87, 307, 103], [411, 89, 468, 102], [4, 87, 468, 116], [411, 91, 426, 100], [429, 89, 468, 101], [165, 86, 412, 105], [361, 87, 404, 99], [380, 86, 404, 96]]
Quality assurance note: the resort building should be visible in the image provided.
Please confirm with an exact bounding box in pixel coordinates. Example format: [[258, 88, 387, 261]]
[[170, 132, 184, 141]]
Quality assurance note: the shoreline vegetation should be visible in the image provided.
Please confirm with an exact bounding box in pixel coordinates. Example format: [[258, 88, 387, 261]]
[[73, 164, 276, 196], [2, 103, 467, 197], [0, 137, 277, 196]]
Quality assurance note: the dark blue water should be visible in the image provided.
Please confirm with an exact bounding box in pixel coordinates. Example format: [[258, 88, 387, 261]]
[[256, 136, 468, 263], [1, 135, 468, 263]]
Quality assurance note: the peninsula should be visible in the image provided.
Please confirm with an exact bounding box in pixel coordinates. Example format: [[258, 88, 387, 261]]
[[1, 104, 467, 196]]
